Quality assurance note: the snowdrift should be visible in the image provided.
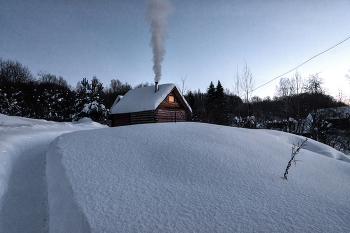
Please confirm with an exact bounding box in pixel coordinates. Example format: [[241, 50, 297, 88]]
[[46, 122, 350, 232], [0, 114, 106, 212]]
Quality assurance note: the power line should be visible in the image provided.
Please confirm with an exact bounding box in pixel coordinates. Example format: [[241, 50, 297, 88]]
[[247, 35, 350, 96]]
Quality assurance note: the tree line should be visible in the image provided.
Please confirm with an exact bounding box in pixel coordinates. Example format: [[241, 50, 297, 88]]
[[1, 58, 349, 154], [0, 58, 144, 123], [185, 69, 349, 154]]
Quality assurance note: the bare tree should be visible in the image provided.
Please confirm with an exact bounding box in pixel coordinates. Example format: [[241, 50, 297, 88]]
[[304, 73, 329, 141], [336, 89, 350, 106], [346, 67, 350, 83], [232, 65, 242, 117], [275, 77, 293, 97], [134, 82, 150, 89], [293, 71, 304, 134], [0, 58, 33, 85], [305, 73, 324, 94], [275, 71, 305, 98], [37, 70, 68, 87], [240, 61, 254, 103], [179, 75, 188, 95], [232, 66, 241, 97], [110, 79, 123, 93], [240, 61, 254, 116], [273, 71, 306, 134]]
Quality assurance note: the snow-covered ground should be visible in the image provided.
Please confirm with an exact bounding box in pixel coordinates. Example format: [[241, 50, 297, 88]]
[[0, 114, 107, 232], [1, 114, 349, 232], [46, 122, 350, 232]]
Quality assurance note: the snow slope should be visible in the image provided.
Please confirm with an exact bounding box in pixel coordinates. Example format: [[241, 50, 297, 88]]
[[47, 122, 350, 232], [0, 114, 107, 227]]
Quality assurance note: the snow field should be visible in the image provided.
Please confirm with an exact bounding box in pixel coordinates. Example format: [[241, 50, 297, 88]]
[[47, 122, 350, 232], [0, 114, 107, 219]]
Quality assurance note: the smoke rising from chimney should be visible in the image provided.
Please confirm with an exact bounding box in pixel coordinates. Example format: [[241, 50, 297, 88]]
[[146, 0, 173, 83]]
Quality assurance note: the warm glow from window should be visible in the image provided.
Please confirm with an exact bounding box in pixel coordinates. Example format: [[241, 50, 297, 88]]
[[169, 95, 175, 102]]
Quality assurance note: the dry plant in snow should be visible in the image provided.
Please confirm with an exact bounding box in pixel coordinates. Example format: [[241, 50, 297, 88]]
[[284, 138, 308, 179]]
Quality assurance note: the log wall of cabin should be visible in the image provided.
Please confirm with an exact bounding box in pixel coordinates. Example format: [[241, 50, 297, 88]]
[[113, 113, 130, 126], [130, 110, 156, 124], [156, 108, 186, 122], [113, 108, 186, 126]]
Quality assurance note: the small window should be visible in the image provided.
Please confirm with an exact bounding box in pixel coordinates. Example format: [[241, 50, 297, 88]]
[[169, 95, 175, 102]]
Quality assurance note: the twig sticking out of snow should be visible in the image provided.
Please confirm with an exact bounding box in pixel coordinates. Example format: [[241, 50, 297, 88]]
[[284, 138, 308, 180]]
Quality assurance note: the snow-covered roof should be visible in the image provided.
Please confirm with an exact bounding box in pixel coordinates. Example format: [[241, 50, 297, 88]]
[[110, 95, 123, 110], [323, 106, 350, 119], [110, 83, 192, 114], [307, 106, 350, 121]]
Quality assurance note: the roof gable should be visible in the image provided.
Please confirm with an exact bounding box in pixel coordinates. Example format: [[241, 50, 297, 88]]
[[159, 90, 184, 108], [110, 83, 192, 114], [110, 95, 123, 110]]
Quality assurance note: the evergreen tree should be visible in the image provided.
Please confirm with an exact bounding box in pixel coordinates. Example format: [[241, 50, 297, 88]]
[[186, 91, 199, 121], [34, 80, 75, 121], [5, 84, 28, 117], [0, 87, 8, 114], [73, 77, 108, 123], [205, 81, 216, 123], [73, 78, 89, 120], [89, 76, 108, 122], [215, 81, 229, 125]]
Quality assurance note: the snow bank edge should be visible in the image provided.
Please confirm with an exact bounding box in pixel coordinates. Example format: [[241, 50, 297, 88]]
[[46, 137, 91, 233]]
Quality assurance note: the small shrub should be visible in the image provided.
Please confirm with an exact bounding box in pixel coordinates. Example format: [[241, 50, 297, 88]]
[[284, 138, 308, 179]]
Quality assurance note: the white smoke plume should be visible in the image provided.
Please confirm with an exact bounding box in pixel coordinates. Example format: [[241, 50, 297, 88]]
[[146, 0, 173, 83]]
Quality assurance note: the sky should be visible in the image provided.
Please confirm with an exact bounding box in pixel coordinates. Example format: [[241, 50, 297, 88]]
[[1, 0, 350, 99]]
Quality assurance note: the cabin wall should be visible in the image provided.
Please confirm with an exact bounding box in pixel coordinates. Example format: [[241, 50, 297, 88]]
[[113, 113, 131, 127], [112, 108, 187, 126], [130, 110, 156, 125], [113, 111, 157, 126], [156, 108, 187, 123]]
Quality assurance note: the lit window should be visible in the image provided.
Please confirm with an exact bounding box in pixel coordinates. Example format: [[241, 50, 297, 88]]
[[169, 95, 175, 102]]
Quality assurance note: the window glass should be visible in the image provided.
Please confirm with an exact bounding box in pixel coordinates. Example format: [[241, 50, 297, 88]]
[[169, 95, 175, 102]]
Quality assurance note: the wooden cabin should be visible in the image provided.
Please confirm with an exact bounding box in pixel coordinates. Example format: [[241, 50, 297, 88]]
[[110, 83, 192, 127]]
